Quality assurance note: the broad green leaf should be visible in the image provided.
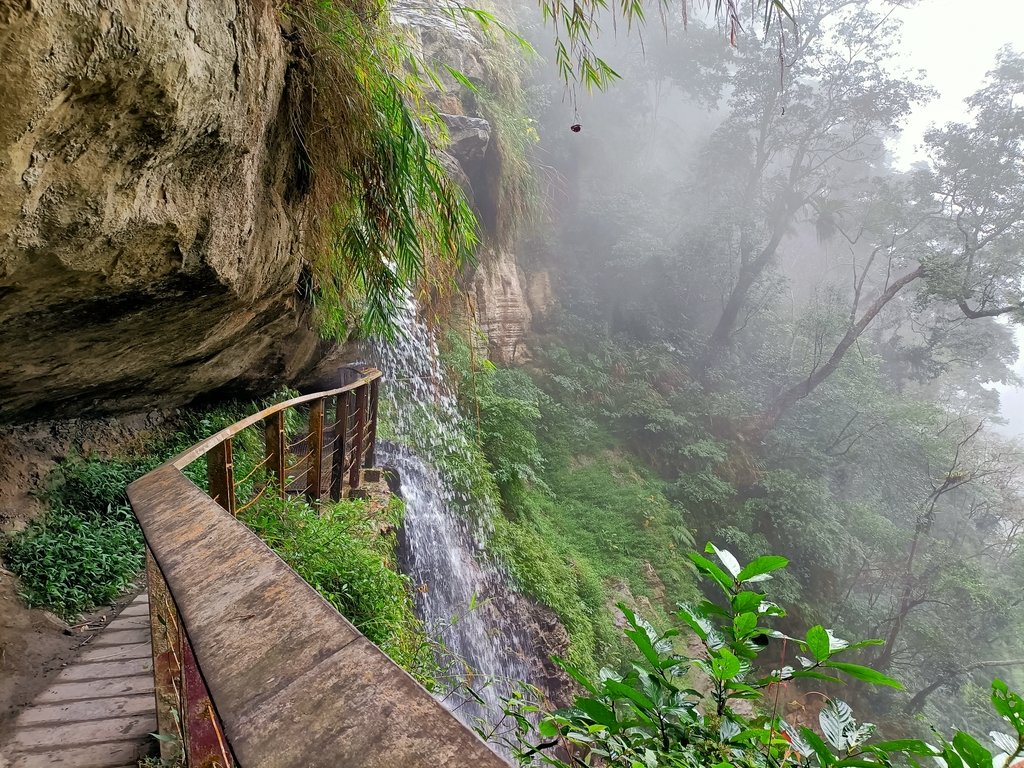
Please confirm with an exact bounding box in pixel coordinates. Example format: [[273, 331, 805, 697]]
[[678, 602, 723, 649], [827, 662, 903, 690], [575, 697, 618, 728], [800, 726, 836, 767], [688, 552, 734, 593], [952, 731, 993, 768], [993, 679, 1024, 735], [699, 599, 731, 619], [712, 648, 742, 680], [806, 625, 831, 662], [737, 555, 789, 582], [941, 745, 965, 768], [841, 638, 885, 652], [733, 612, 757, 639], [604, 679, 656, 711], [732, 591, 762, 613], [538, 718, 560, 738], [706, 542, 742, 578], [621, 604, 670, 670], [790, 669, 844, 685]]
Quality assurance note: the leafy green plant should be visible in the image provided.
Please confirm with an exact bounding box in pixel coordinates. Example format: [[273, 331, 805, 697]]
[[287, 0, 477, 339], [2, 457, 146, 620], [496, 543, 916, 766], [0, 401, 258, 621], [444, 332, 547, 510]]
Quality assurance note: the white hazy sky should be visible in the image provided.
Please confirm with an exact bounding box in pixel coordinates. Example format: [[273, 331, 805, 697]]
[[888, 0, 1024, 436], [892, 0, 1023, 166]]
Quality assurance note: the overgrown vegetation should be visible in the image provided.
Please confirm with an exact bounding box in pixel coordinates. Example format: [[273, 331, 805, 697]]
[[288, 0, 477, 338], [240, 492, 436, 681], [441, 332, 700, 676], [506, 2, 1024, 734], [2, 456, 148, 620], [496, 545, 1024, 768], [0, 406, 255, 620]]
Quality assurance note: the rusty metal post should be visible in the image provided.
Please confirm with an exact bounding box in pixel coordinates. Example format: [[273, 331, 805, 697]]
[[182, 632, 234, 767], [264, 411, 286, 501], [306, 398, 325, 502], [207, 439, 235, 514], [365, 377, 380, 469], [147, 550, 183, 765], [330, 392, 350, 502], [349, 385, 368, 491]]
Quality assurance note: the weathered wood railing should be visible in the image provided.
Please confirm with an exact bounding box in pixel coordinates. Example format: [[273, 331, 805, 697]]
[[127, 367, 509, 768]]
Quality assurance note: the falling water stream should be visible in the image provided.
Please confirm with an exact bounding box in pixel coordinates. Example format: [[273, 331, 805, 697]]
[[370, 298, 540, 750]]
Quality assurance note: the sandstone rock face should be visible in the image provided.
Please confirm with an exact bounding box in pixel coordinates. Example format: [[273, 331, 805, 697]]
[[472, 247, 532, 363], [0, 0, 326, 422], [393, 1, 540, 362]]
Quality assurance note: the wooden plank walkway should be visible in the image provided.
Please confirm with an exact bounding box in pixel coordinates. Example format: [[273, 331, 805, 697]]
[[0, 594, 158, 768]]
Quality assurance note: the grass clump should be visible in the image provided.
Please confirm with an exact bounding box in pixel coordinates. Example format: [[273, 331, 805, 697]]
[[2, 456, 147, 620], [240, 492, 437, 683]]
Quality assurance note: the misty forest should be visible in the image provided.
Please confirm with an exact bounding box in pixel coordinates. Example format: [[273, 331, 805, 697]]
[[1, 1, 1024, 766]]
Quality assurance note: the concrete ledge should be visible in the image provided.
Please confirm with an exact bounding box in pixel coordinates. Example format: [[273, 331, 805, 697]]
[[128, 465, 510, 768]]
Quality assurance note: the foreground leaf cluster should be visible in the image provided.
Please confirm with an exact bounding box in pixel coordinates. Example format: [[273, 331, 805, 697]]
[[496, 544, 1024, 768]]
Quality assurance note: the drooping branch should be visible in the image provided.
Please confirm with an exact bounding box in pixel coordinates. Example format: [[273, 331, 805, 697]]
[[956, 298, 1023, 319]]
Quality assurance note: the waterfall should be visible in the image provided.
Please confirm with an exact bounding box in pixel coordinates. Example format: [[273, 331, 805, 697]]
[[371, 297, 539, 748]]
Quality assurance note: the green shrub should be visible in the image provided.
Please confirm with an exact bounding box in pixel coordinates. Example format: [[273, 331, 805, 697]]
[[2, 457, 146, 620], [497, 545, 1024, 768], [239, 492, 436, 683], [0, 401, 258, 621]]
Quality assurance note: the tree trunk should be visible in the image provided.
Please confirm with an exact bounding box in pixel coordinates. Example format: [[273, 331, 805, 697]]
[[697, 211, 795, 383], [908, 659, 1024, 714]]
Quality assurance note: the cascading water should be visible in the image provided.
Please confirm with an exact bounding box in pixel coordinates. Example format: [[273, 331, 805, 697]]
[[371, 297, 540, 747]]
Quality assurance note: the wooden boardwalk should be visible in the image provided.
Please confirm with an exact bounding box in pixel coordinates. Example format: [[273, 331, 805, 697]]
[[0, 594, 158, 768]]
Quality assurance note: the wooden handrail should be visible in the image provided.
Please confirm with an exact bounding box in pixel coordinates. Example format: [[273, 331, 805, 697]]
[[129, 370, 511, 767], [168, 369, 382, 469]]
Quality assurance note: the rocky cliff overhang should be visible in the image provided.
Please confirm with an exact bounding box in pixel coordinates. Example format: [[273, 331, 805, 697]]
[[0, 0, 327, 422]]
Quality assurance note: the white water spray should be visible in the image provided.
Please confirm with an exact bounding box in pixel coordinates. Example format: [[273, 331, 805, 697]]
[[371, 298, 540, 746]]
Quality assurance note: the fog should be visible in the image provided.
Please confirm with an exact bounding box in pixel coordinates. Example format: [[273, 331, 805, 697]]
[[501, 0, 1024, 735]]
